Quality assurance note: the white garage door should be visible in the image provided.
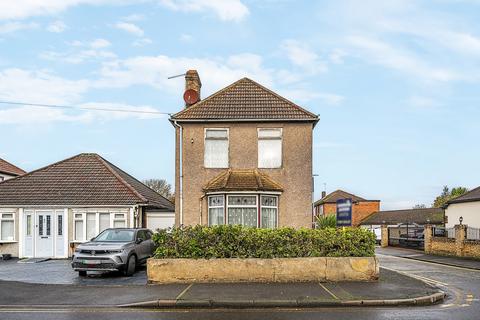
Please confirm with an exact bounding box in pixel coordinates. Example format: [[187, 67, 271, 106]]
[[146, 212, 175, 231]]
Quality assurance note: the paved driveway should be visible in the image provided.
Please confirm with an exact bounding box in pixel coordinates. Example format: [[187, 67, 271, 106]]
[[0, 259, 147, 285]]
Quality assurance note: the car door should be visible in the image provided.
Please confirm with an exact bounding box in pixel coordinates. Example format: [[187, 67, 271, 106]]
[[144, 230, 155, 256], [135, 230, 149, 261]]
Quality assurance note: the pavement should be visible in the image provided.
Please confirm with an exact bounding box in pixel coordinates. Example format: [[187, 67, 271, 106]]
[[0, 256, 444, 309], [2, 249, 479, 319], [376, 246, 480, 270]]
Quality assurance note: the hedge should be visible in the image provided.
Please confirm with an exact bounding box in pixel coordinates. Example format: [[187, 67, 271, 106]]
[[152, 225, 376, 259]]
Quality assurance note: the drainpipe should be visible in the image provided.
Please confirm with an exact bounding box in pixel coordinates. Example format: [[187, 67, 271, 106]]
[[172, 120, 184, 227]]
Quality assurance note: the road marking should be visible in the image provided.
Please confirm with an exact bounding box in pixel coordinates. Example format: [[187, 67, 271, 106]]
[[377, 253, 480, 273], [380, 266, 449, 287], [318, 283, 339, 300], [176, 283, 193, 300]]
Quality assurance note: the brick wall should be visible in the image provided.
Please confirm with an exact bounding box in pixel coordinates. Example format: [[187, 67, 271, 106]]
[[322, 201, 380, 227], [425, 225, 480, 259]]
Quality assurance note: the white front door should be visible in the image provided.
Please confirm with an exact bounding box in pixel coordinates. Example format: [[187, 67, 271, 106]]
[[35, 211, 54, 257]]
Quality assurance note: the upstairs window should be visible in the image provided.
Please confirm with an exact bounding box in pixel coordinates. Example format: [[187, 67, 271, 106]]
[[204, 128, 229, 168], [258, 128, 282, 168]]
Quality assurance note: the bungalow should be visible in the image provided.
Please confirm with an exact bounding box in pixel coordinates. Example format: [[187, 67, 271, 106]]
[[444, 186, 480, 229], [0, 153, 174, 258], [0, 157, 26, 182]]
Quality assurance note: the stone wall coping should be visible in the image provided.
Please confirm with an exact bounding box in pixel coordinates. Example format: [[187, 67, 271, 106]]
[[147, 256, 379, 284]]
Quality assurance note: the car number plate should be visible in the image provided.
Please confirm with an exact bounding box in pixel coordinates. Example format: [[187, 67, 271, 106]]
[[83, 260, 101, 265]]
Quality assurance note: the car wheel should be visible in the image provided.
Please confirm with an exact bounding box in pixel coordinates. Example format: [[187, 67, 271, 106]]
[[78, 270, 87, 277], [124, 255, 136, 277]]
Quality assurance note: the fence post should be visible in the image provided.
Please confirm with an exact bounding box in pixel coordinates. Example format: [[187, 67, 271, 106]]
[[455, 224, 467, 257], [424, 224, 433, 253], [381, 224, 388, 248]]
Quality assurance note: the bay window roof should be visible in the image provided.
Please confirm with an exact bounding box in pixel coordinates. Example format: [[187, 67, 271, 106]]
[[203, 169, 283, 193]]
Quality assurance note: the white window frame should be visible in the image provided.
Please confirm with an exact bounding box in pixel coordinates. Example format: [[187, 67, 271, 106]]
[[260, 195, 279, 229], [73, 211, 127, 242], [0, 212, 15, 242], [208, 195, 225, 226], [226, 195, 258, 227], [257, 128, 283, 169], [204, 128, 229, 169]]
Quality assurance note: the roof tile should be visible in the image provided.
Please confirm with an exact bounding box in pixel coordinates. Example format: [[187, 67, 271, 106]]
[[203, 169, 283, 192], [171, 78, 319, 121]]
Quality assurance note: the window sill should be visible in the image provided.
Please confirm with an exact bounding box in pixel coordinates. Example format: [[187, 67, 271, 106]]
[[0, 240, 17, 244]]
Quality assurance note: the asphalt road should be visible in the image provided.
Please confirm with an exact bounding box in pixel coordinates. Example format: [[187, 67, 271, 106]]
[[1, 250, 479, 320]]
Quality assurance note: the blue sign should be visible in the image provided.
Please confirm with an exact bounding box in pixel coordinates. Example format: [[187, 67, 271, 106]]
[[336, 198, 352, 227]]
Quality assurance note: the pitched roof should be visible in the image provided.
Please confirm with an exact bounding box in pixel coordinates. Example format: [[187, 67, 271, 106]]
[[203, 169, 283, 193], [314, 189, 378, 206], [360, 208, 445, 225], [446, 186, 480, 205], [0, 157, 26, 176], [171, 78, 319, 122], [0, 153, 174, 210]]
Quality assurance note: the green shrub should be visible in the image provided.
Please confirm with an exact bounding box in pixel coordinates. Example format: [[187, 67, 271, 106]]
[[316, 214, 337, 229], [152, 225, 375, 259]]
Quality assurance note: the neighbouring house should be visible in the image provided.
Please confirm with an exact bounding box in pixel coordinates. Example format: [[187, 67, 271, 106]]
[[444, 186, 480, 229], [0, 153, 174, 258], [313, 189, 380, 226], [170, 70, 319, 229], [0, 157, 26, 182], [360, 207, 445, 243]]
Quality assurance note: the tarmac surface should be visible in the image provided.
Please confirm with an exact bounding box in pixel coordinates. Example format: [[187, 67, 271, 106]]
[[1, 247, 480, 319]]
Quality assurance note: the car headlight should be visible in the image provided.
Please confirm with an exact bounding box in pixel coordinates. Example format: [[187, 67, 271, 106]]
[[107, 249, 123, 254]]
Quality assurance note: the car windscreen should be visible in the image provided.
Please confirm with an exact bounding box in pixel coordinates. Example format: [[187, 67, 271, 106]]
[[94, 229, 135, 242]]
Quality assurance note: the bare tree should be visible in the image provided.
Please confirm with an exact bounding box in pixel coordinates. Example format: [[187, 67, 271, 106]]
[[143, 178, 174, 202]]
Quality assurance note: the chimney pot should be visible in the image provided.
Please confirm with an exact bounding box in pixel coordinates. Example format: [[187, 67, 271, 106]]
[[321, 191, 326, 198]]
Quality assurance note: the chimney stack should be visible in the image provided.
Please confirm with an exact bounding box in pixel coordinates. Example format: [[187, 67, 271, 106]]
[[184, 70, 201, 107], [321, 191, 326, 198]]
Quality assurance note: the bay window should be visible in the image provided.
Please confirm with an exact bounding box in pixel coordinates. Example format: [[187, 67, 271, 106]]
[[261, 196, 278, 228], [228, 196, 258, 227], [208, 195, 224, 226], [258, 128, 282, 168], [207, 194, 279, 228], [204, 128, 229, 168], [0, 212, 15, 241], [74, 211, 127, 241]]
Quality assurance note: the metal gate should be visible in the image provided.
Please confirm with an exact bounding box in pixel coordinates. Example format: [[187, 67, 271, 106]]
[[388, 223, 424, 249]]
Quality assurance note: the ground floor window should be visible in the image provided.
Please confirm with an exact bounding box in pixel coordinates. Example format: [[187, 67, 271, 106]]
[[74, 211, 127, 241], [0, 212, 15, 241], [207, 194, 279, 228]]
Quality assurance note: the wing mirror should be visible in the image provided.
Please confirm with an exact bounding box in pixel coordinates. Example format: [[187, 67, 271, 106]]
[[135, 238, 143, 244]]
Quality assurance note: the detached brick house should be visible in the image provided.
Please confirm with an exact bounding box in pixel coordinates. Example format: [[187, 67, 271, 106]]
[[170, 70, 319, 228], [314, 189, 380, 226]]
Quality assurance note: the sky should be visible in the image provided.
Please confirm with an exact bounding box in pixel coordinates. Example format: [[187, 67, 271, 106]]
[[1, 0, 479, 210]]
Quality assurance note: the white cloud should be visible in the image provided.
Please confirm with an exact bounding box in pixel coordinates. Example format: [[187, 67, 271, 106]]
[[0, 21, 38, 34], [40, 38, 115, 64], [280, 39, 327, 74], [0, 68, 163, 124], [95, 53, 274, 95], [0, 68, 88, 105], [159, 0, 249, 22], [115, 22, 144, 36], [90, 38, 111, 48], [47, 20, 67, 33], [0, 0, 129, 20], [133, 38, 152, 47], [122, 14, 144, 22], [346, 35, 458, 82]]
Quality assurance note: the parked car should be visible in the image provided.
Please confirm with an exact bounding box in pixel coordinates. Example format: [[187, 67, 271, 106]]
[[71, 228, 155, 276]]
